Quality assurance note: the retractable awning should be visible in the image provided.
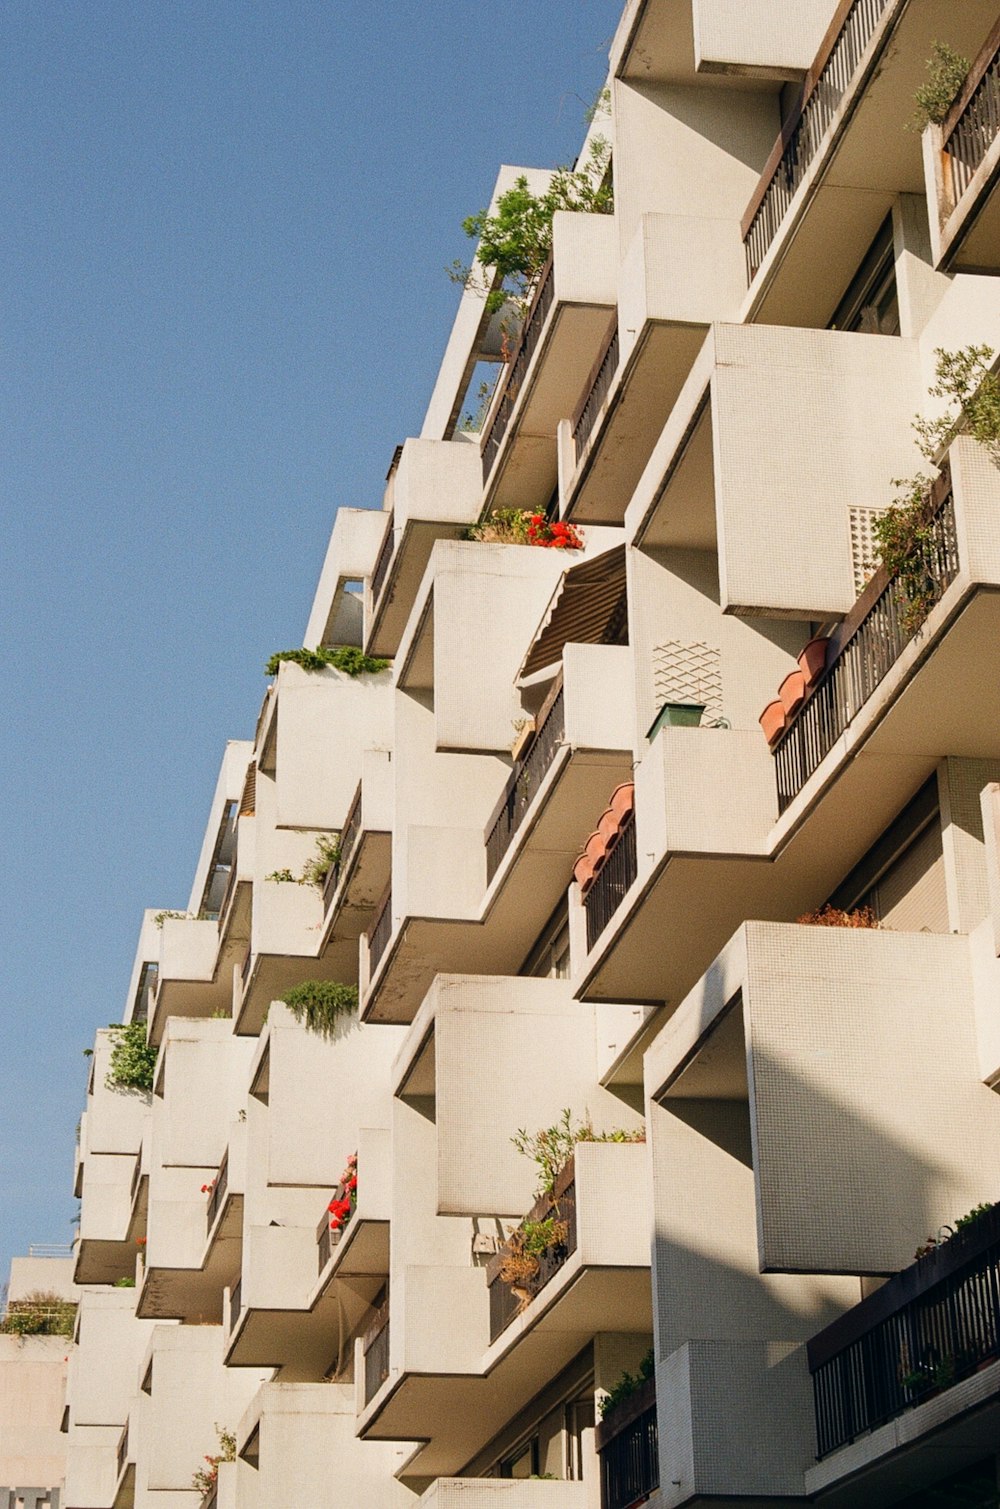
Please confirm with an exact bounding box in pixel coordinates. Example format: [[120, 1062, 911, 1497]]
[[520, 545, 626, 679]]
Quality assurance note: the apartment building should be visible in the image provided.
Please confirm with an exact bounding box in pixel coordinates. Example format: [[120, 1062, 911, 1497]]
[[0, 1253, 76, 1508], [59, 2, 1000, 1506]]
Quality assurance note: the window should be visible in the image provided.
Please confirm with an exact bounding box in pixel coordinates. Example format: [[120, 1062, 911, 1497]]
[[521, 899, 570, 979], [829, 217, 900, 336]]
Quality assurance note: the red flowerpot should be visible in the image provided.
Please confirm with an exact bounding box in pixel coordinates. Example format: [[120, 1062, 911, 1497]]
[[798, 636, 829, 688], [584, 831, 606, 870], [759, 700, 787, 746], [778, 670, 807, 717], [573, 853, 595, 889]]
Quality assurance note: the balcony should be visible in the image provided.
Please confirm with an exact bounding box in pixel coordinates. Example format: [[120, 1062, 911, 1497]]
[[646, 920, 1000, 1278], [235, 876, 357, 1037], [318, 754, 393, 952], [773, 471, 958, 813], [150, 914, 235, 1043], [486, 1160, 579, 1344], [364, 438, 483, 659], [926, 18, 1000, 271], [363, 1296, 391, 1406], [420, 1485, 586, 1508], [595, 1376, 658, 1509], [310, 1128, 391, 1301], [739, 0, 999, 325], [627, 321, 922, 622], [563, 214, 746, 527], [479, 210, 618, 513], [810, 1206, 1000, 1461], [611, 0, 830, 84]]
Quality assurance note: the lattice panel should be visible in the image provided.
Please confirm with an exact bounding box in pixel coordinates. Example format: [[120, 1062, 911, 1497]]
[[652, 641, 723, 720], [849, 506, 886, 595]]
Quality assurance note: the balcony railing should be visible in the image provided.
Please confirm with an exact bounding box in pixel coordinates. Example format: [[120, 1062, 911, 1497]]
[[773, 474, 958, 812], [203, 1484, 219, 1509], [370, 514, 396, 607], [596, 1376, 659, 1509], [573, 324, 619, 461], [743, 0, 891, 282], [322, 783, 363, 916], [116, 1425, 129, 1481], [481, 258, 556, 482], [941, 19, 1000, 204], [240, 945, 252, 993], [585, 813, 637, 953], [809, 1205, 1000, 1458], [363, 1296, 391, 1405], [486, 1161, 578, 1343], [368, 888, 393, 977], [485, 678, 566, 884], [206, 1151, 229, 1235]]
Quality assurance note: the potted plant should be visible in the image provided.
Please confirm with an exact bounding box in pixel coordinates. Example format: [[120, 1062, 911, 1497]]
[[647, 702, 705, 739], [759, 700, 786, 746]]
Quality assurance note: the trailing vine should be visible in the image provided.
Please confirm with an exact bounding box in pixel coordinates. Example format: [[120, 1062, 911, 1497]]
[[105, 1020, 157, 1095], [280, 980, 358, 1037], [265, 646, 390, 677]]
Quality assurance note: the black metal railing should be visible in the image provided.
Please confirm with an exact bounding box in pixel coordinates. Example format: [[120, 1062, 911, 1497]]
[[368, 889, 393, 977], [485, 682, 566, 884], [322, 784, 363, 918], [585, 814, 638, 953], [229, 1278, 242, 1331], [943, 22, 1000, 203], [573, 324, 620, 461], [203, 1484, 218, 1509], [809, 1205, 1000, 1459], [370, 513, 395, 607], [743, 0, 891, 282], [206, 1151, 228, 1235], [317, 1204, 334, 1276], [597, 1381, 659, 1509], [773, 480, 958, 812], [363, 1298, 391, 1405], [481, 259, 556, 482], [239, 946, 252, 993], [487, 1169, 578, 1343], [116, 1425, 129, 1480]]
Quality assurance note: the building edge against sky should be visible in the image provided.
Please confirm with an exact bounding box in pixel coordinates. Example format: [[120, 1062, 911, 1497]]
[[9, 0, 1000, 1505]]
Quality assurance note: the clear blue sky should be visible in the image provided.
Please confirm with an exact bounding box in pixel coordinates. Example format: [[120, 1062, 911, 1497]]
[[0, 2, 622, 1278]]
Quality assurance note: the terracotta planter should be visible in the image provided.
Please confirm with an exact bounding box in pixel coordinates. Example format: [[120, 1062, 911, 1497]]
[[573, 853, 596, 889], [609, 783, 634, 820], [778, 670, 807, 717], [759, 700, 786, 746], [598, 807, 619, 845], [584, 831, 606, 870], [798, 636, 829, 688]]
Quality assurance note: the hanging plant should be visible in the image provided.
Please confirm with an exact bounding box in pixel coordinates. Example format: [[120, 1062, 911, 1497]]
[[279, 980, 358, 1036]]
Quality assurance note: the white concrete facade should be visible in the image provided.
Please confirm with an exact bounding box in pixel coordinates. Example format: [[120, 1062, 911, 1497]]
[[46, 4, 1000, 1508]]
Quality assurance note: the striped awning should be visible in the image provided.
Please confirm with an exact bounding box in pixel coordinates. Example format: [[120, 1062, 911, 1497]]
[[520, 546, 627, 679]]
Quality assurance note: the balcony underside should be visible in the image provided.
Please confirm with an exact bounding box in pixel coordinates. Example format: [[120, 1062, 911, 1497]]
[[75, 1236, 136, 1286], [137, 1229, 240, 1323], [361, 1266, 650, 1479], [225, 1276, 380, 1372], [235, 937, 357, 1036], [808, 1358, 1000, 1507], [582, 587, 1000, 1009], [319, 833, 391, 951], [151, 944, 241, 1043], [486, 303, 616, 513], [566, 323, 705, 526], [312, 1216, 389, 1307]]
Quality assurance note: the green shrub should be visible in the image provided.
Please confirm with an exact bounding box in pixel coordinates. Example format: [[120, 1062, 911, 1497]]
[[106, 1020, 157, 1094], [912, 42, 970, 130], [600, 1348, 655, 1420], [265, 646, 390, 677], [1, 1292, 77, 1337], [512, 1109, 645, 1197]]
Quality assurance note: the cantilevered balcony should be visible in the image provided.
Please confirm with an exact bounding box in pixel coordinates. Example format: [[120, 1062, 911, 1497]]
[[364, 439, 482, 659], [740, 0, 999, 326], [562, 213, 747, 526], [646, 920, 1000, 1278], [309, 1127, 391, 1305], [595, 1377, 658, 1509], [626, 321, 923, 622], [317, 752, 393, 953], [611, 0, 830, 84], [484, 643, 633, 909], [925, 17, 1000, 271], [235, 875, 356, 1036], [479, 210, 617, 513]]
